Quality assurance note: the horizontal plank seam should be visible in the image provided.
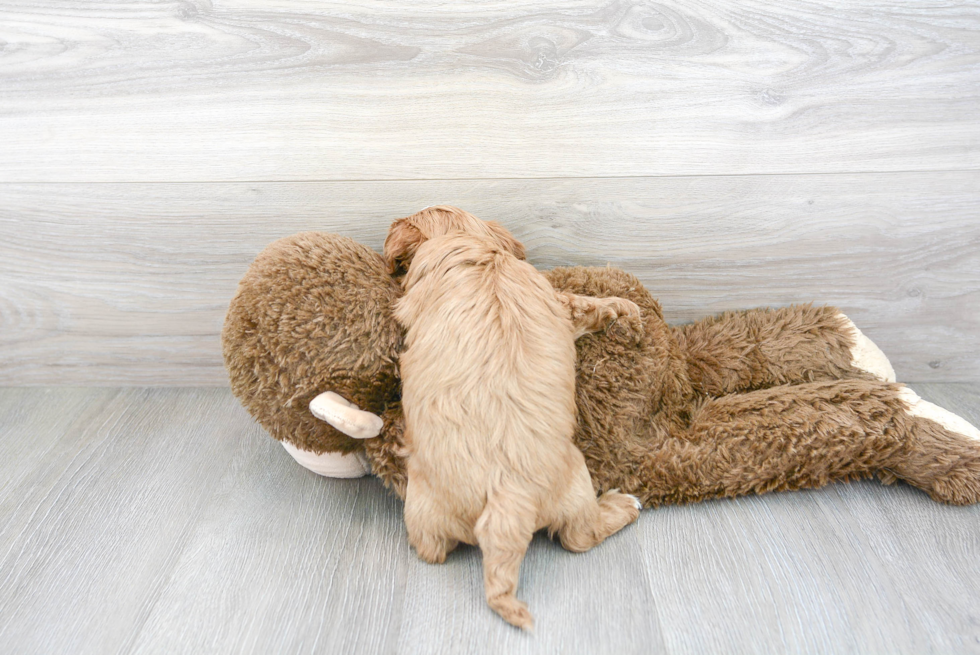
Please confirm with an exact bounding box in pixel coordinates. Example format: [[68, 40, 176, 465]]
[[3, 167, 980, 185]]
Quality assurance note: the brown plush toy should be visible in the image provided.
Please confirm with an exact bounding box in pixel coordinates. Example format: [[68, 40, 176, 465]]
[[223, 206, 980, 508]]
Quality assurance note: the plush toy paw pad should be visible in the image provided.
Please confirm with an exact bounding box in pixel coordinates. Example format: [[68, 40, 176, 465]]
[[899, 387, 980, 441], [838, 313, 896, 382]]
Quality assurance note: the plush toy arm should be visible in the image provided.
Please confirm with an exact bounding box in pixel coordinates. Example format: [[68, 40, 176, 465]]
[[557, 292, 641, 339], [617, 380, 980, 507], [673, 305, 895, 398], [278, 392, 385, 479], [309, 391, 384, 439]]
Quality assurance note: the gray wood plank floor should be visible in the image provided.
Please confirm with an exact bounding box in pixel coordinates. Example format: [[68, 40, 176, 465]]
[[1, 385, 979, 654]]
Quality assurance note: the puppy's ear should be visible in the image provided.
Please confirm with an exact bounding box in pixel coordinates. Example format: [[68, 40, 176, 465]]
[[486, 221, 527, 261], [384, 218, 425, 277]]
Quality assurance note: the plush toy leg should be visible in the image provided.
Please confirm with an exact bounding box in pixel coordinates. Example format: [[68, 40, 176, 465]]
[[280, 440, 371, 478], [674, 305, 895, 397], [883, 388, 980, 504], [629, 380, 980, 506]]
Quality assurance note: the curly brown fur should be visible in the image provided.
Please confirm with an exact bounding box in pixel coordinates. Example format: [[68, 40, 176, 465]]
[[222, 232, 403, 455], [675, 304, 878, 397], [363, 404, 409, 497]]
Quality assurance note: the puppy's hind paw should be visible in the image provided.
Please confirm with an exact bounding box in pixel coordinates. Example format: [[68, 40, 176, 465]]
[[626, 494, 643, 511], [409, 532, 458, 565]]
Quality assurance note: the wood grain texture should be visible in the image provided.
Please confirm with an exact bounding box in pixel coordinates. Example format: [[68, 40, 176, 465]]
[[0, 385, 978, 654], [0, 388, 247, 654], [2, 172, 978, 385], [127, 434, 410, 654], [394, 528, 666, 654], [1, 0, 979, 181]]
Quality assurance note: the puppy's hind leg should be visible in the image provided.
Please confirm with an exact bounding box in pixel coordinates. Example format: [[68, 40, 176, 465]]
[[474, 485, 536, 631], [553, 462, 641, 553], [404, 476, 459, 564]]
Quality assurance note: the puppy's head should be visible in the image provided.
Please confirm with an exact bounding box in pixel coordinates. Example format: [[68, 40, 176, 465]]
[[383, 205, 525, 279]]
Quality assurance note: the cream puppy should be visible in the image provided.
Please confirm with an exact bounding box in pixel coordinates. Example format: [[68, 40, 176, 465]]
[[385, 206, 642, 630]]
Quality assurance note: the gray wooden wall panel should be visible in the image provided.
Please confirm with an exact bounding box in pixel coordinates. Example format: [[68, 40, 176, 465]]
[[1, 0, 979, 181], [2, 173, 978, 385]]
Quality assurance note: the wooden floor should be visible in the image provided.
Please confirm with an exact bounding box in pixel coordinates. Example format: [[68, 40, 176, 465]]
[[0, 384, 978, 654]]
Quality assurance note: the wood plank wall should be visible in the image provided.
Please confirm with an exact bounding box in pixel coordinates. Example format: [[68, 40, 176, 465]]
[[1, 0, 978, 384]]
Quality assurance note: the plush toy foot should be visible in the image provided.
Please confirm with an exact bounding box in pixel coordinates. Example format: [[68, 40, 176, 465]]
[[280, 440, 371, 478], [838, 313, 896, 382], [309, 391, 384, 439], [894, 387, 980, 504], [899, 388, 980, 442]]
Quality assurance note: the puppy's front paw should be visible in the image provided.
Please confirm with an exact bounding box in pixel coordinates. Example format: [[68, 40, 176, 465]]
[[599, 489, 643, 526], [600, 297, 643, 337], [603, 297, 640, 320]]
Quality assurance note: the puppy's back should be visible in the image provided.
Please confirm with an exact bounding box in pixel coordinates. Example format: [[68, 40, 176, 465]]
[[396, 233, 578, 509]]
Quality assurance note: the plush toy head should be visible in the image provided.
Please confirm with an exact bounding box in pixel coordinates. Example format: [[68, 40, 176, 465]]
[[222, 231, 403, 455]]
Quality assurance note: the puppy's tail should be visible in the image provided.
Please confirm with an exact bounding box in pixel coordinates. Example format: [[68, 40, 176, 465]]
[[474, 484, 536, 631]]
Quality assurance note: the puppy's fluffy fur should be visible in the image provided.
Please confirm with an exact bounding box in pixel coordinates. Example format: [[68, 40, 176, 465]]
[[385, 206, 641, 630]]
